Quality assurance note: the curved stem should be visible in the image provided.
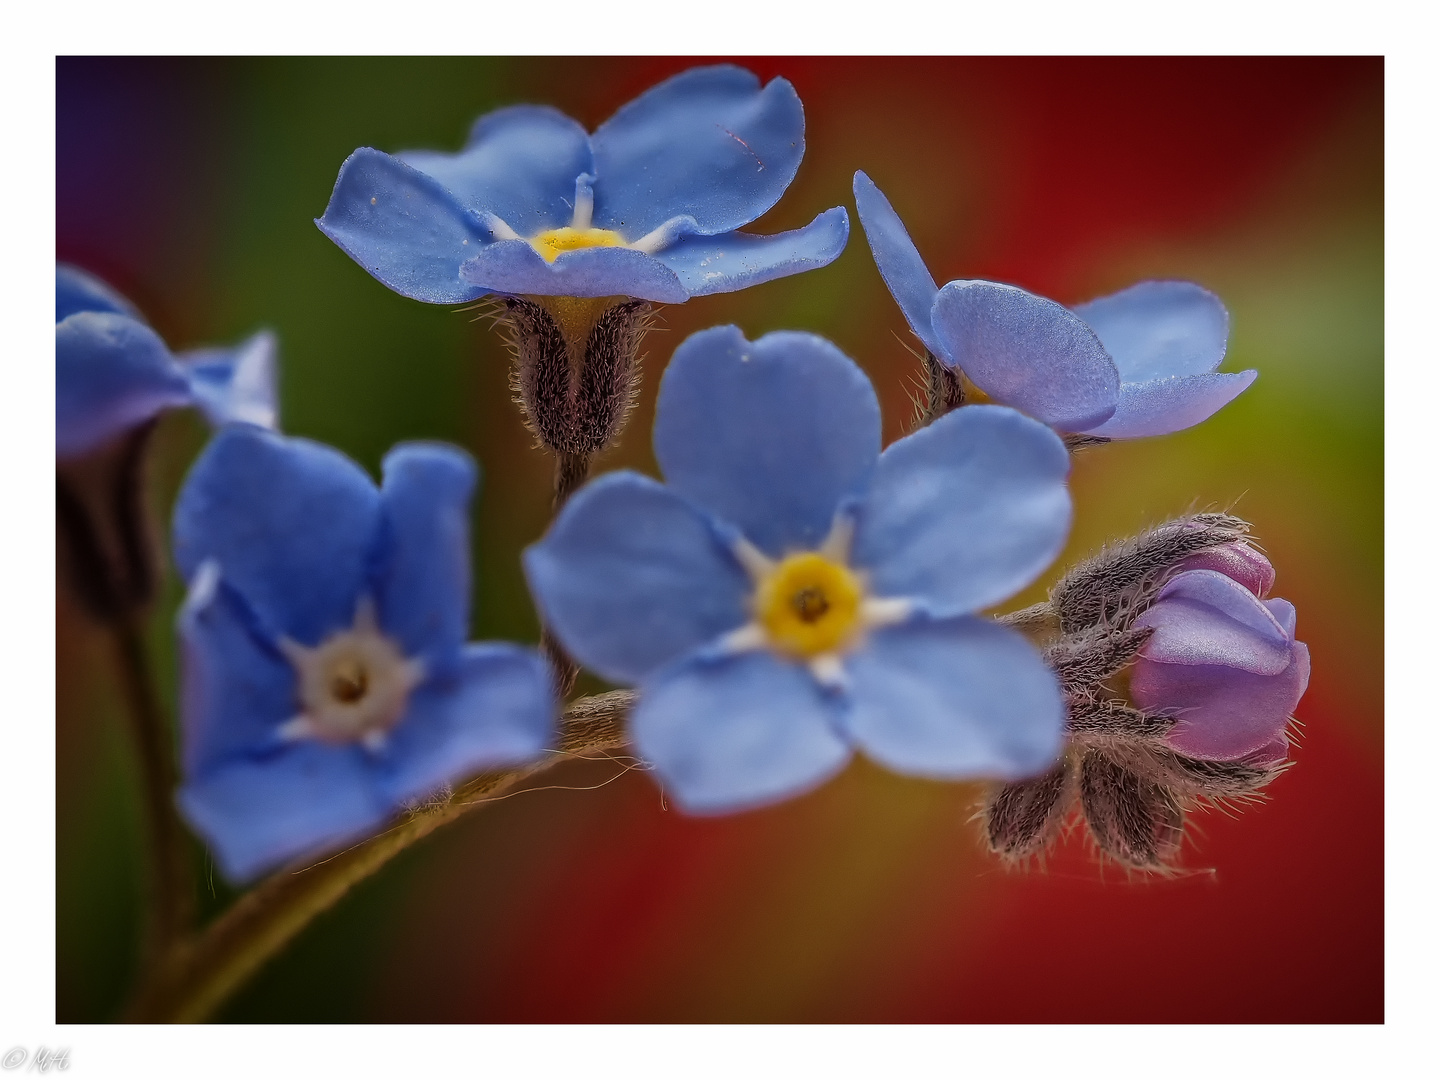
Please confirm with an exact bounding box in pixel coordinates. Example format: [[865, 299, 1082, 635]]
[[123, 690, 634, 1023]]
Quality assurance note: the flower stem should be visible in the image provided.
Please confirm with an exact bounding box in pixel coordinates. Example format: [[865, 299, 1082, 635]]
[[122, 690, 634, 1023], [918, 350, 965, 426]]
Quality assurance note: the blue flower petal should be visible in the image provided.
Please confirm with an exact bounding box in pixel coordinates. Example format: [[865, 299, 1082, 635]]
[[591, 65, 805, 239], [56, 264, 141, 322], [178, 741, 388, 883], [840, 616, 1064, 780], [316, 147, 490, 304], [853, 405, 1071, 617], [172, 426, 381, 646], [178, 330, 280, 431], [177, 567, 296, 777], [524, 471, 750, 685], [399, 105, 593, 237], [653, 326, 881, 556], [630, 650, 851, 814], [1080, 370, 1257, 439], [378, 643, 554, 805], [852, 172, 944, 357], [372, 443, 478, 670], [931, 280, 1120, 431], [56, 311, 192, 458], [653, 206, 849, 297], [458, 239, 689, 303], [1072, 280, 1229, 381]]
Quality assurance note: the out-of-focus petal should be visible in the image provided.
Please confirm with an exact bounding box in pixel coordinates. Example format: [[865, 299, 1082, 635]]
[[316, 147, 491, 304], [931, 280, 1119, 431], [1080, 371, 1256, 439], [630, 650, 851, 814], [853, 405, 1070, 616], [653, 207, 849, 297], [179, 330, 280, 431], [852, 171, 944, 357], [458, 240, 689, 303], [172, 426, 381, 646], [592, 65, 805, 239], [1175, 541, 1275, 598], [1133, 569, 1292, 676], [653, 326, 881, 556], [841, 617, 1064, 779], [56, 264, 141, 322], [1073, 280, 1229, 381], [524, 472, 751, 685]]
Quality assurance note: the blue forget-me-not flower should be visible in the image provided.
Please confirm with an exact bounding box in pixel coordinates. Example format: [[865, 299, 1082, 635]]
[[525, 325, 1070, 813], [172, 426, 554, 881], [852, 172, 1256, 438], [317, 66, 849, 306], [56, 264, 278, 459]]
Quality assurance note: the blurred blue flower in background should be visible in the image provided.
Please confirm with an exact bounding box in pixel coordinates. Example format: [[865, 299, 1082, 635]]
[[171, 427, 554, 881], [852, 172, 1256, 437], [317, 66, 849, 305], [56, 265, 279, 459], [526, 325, 1070, 813]]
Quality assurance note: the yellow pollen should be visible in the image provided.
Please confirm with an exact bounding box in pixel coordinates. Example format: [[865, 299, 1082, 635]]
[[755, 552, 865, 658], [529, 226, 627, 263], [329, 659, 369, 704]]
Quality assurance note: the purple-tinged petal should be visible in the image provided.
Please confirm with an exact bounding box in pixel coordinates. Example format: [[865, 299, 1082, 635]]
[[852, 171, 944, 357], [591, 65, 805, 239], [1133, 569, 1292, 676], [1080, 370, 1256, 439], [1244, 735, 1291, 767], [1175, 541, 1275, 598], [630, 650, 851, 814], [931, 280, 1119, 431], [179, 329, 280, 431], [458, 239, 689, 303], [524, 471, 751, 685], [57, 264, 141, 322], [653, 206, 849, 297], [1264, 598, 1297, 638], [316, 147, 491, 305], [1073, 280, 1229, 381], [654, 326, 881, 557], [853, 405, 1070, 617], [841, 617, 1064, 780]]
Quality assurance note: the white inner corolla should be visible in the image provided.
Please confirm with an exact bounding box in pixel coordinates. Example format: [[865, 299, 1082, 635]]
[[721, 516, 912, 688], [277, 598, 426, 752], [482, 173, 689, 264]]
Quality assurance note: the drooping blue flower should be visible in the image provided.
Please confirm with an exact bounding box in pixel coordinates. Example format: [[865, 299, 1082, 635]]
[[317, 66, 849, 306], [525, 325, 1070, 814], [172, 427, 554, 881], [56, 265, 279, 459], [852, 172, 1257, 438]]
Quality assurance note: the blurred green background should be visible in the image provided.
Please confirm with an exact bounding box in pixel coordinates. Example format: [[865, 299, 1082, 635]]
[[57, 57, 1381, 1021]]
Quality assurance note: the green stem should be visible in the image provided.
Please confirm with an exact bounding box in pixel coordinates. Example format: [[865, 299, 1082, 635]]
[[123, 690, 634, 1023]]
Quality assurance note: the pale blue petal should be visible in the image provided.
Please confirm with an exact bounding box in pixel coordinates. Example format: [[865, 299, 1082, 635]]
[[853, 405, 1071, 617], [56, 264, 140, 322], [592, 65, 805, 239], [378, 643, 554, 805], [653, 326, 881, 556], [172, 427, 381, 646], [841, 617, 1064, 780], [931, 280, 1119, 431], [630, 651, 851, 814], [458, 239, 689, 303], [654, 207, 849, 296], [1080, 370, 1257, 439], [316, 147, 491, 304], [523, 471, 750, 684], [178, 330, 280, 431], [399, 104, 592, 236], [56, 311, 192, 458], [852, 172, 944, 357], [373, 443, 478, 669], [178, 741, 388, 883], [1072, 280, 1229, 381]]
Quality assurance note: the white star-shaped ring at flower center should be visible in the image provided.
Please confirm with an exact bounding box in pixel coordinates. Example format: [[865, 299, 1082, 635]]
[[277, 598, 426, 752]]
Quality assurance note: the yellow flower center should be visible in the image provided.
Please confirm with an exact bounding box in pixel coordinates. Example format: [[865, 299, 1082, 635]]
[[529, 226, 628, 263], [755, 552, 866, 659]]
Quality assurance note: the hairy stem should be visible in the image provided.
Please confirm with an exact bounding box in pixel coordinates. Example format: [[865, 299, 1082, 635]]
[[552, 449, 590, 512], [123, 690, 635, 1023], [917, 350, 965, 427]]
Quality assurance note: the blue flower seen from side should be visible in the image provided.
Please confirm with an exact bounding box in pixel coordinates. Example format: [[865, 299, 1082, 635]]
[[172, 427, 555, 881], [852, 172, 1257, 438], [525, 325, 1070, 813], [317, 66, 849, 306], [56, 264, 280, 459]]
